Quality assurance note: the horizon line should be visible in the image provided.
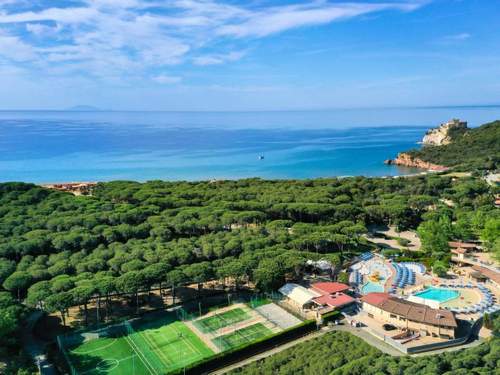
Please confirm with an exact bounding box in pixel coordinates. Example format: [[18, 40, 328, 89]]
[[0, 104, 500, 113]]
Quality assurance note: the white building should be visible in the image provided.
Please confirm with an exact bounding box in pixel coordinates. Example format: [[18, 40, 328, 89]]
[[278, 283, 321, 309]]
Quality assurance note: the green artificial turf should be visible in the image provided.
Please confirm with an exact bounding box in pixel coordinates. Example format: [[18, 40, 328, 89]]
[[192, 307, 251, 333], [67, 316, 213, 375], [212, 323, 273, 351]]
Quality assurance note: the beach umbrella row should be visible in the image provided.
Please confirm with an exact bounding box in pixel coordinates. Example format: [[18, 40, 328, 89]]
[[393, 264, 416, 288], [359, 252, 373, 261], [399, 261, 426, 274], [349, 270, 363, 286]]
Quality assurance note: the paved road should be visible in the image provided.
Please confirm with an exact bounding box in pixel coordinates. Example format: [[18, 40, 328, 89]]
[[210, 324, 403, 374], [210, 327, 328, 375], [22, 311, 56, 375], [211, 322, 486, 374]]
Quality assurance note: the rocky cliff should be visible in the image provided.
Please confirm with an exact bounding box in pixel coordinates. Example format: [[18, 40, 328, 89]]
[[422, 119, 467, 146], [385, 120, 499, 172], [385, 153, 448, 171]]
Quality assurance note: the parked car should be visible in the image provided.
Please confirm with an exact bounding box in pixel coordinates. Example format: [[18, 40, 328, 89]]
[[382, 324, 397, 331]]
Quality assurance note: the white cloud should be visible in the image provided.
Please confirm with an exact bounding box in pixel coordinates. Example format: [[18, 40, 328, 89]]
[[0, 32, 36, 61], [193, 50, 246, 66], [0, 7, 98, 24], [444, 32, 471, 41], [216, 2, 422, 38], [26, 22, 62, 36], [0, 0, 425, 80], [152, 74, 182, 84]]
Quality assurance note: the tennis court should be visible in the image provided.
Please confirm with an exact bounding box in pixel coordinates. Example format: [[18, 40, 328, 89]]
[[212, 323, 273, 351], [192, 307, 250, 333], [66, 314, 213, 374]]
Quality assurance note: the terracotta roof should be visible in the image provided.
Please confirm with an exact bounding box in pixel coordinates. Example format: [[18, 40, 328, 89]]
[[311, 282, 350, 295], [361, 293, 457, 328], [451, 247, 468, 254], [313, 293, 355, 308], [472, 266, 500, 285], [448, 242, 478, 249], [360, 292, 391, 306]]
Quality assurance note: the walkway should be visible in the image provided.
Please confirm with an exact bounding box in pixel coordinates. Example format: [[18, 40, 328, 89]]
[[22, 311, 56, 375], [211, 320, 485, 374], [210, 324, 402, 374]]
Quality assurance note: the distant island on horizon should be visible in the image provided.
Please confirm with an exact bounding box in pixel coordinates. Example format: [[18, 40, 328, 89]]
[[65, 105, 104, 111]]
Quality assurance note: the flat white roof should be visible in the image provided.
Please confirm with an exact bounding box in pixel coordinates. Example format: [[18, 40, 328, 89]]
[[279, 283, 320, 306]]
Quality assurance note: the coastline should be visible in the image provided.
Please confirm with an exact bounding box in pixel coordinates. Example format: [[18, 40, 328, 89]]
[[385, 153, 449, 172], [37, 169, 435, 190]]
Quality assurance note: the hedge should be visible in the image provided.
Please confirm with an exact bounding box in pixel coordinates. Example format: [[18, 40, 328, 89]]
[[321, 310, 341, 324], [173, 319, 317, 374]]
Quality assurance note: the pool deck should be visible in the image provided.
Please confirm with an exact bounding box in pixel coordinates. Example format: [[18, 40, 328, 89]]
[[441, 288, 482, 309]]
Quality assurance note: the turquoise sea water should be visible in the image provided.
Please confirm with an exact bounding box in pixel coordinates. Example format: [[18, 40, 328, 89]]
[[414, 287, 460, 303], [0, 107, 498, 182]]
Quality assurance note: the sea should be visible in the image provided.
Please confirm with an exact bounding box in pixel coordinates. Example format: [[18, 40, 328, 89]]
[[1, 106, 499, 183]]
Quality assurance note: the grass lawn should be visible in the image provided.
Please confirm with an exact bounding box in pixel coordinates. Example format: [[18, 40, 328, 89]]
[[193, 307, 250, 333], [67, 314, 213, 374], [213, 323, 273, 351]]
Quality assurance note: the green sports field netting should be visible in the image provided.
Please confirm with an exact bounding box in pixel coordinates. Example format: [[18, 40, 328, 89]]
[[64, 314, 213, 375]]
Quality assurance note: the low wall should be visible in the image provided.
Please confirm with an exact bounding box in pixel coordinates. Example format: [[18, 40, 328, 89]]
[[365, 319, 480, 354], [407, 295, 441, 309]]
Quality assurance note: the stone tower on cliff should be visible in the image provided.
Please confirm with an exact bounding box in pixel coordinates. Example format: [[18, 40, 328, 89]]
[[422, 119, 468, 146]]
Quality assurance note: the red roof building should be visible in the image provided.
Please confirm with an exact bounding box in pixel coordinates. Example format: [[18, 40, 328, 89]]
[[361, 293, 457, 329], [360, 292, 391, 306], [311, 282, 350, 295], [313, 293, 355, 308]]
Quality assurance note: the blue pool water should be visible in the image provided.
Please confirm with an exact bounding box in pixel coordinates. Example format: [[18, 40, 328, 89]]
[[361, 282, 384, 295], [414, 287, 460, 303]]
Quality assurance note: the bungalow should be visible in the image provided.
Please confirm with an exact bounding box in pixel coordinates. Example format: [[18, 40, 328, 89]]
[[449, 241, 480, 252], [311, 282, 350, 295], [313, 293, 355, 310], [471, 266, 500, 288], [311, 282, 355, 310], [449, 242, 482, 265], [278, 283, 321, 309], [361, 293, 457, 339]]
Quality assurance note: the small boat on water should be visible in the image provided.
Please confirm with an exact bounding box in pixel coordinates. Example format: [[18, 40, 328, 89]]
[[258, 155, 264, 160]]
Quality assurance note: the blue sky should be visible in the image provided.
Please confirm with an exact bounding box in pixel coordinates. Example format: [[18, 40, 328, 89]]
[[0, 0, 499, 110]]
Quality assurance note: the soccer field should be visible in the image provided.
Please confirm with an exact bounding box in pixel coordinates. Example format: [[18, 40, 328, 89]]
[[192, 307, 250, 333], [212, 323, 273, 351], [67, 316, 213, 375]]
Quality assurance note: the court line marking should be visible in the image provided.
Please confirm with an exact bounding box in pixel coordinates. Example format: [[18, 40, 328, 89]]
[[71, 339, 118, 355], [172, 324, 202, 357], [80, 354, 137, 375], [163, 324, 202, 365], [140, 329, 174, 367], [124, 333, 157, 375], [155, 326, 194, 371]]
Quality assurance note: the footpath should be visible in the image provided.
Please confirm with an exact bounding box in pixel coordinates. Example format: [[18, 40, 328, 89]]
[[22, 311, 56, 375], [210, 323, 402, 374], [210, 321, 486, 374]]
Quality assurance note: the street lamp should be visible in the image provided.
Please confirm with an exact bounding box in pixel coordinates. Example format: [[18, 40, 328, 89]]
[[436, 313, 442, 337]]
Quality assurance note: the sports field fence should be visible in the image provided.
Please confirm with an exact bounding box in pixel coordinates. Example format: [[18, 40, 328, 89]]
[[57, 322, 128, 375]]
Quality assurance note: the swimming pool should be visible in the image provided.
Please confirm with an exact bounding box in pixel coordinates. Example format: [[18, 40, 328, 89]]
[[414, 287, 460, 303], [361, 282, 384, 295]]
